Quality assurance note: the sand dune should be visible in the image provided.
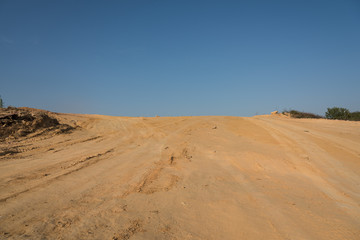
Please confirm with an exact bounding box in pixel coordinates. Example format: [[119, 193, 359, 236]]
[[0, 110, 359, 239]]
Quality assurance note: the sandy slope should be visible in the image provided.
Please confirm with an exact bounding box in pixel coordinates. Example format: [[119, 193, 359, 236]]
[[0, 112, 359, 239]]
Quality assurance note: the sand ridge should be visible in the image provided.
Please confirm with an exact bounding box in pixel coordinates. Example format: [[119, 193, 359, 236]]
[[0, 111, 359, 239]]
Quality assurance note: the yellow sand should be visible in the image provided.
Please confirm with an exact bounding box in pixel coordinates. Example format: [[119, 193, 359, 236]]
[[1, 113, 359, 239]]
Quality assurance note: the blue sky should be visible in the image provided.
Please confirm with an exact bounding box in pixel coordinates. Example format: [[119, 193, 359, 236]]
[[1, 0, 359, 116]]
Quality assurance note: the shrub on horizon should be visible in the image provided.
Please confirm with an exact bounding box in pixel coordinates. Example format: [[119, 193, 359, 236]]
[[283, 110, 323, 119], [349, 111, 360, 121], [325, 107, 351, 120]]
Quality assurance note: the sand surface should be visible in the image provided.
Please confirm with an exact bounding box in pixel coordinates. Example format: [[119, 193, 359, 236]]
[[1, 112, 360, 239]]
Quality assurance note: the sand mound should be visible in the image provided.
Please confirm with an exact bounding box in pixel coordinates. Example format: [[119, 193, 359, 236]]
[[0, 107, 74, 140], [0, 111, 359, 239]]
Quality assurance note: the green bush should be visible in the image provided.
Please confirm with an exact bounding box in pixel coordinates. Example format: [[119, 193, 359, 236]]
[[284, 107, 359, 121], [350, 111, 360, 121], [325, 107, 351, 120]]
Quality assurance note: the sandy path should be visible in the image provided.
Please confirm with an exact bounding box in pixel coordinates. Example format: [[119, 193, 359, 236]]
[[0, 114, 359, 239]]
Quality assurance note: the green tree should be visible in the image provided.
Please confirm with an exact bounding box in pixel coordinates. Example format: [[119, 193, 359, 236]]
[[0, 95, 3, 108], [325, 107, 350, 120], [350, 111, 360, 121]]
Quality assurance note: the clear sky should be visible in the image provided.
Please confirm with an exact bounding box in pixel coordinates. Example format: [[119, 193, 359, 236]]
[[1, 0, 359, 117]]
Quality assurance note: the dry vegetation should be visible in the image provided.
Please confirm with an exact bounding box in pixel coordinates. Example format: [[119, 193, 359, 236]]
[[283, 110, 323, 119]]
